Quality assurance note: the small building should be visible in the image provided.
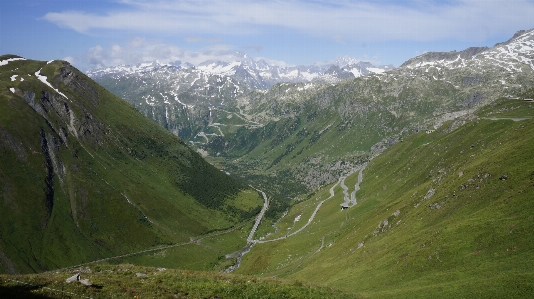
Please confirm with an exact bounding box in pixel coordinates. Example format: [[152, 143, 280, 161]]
[[524, 98, 534, 102]]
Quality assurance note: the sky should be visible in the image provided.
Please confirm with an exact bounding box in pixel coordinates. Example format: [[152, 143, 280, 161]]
[[1, 0, 534, 71]]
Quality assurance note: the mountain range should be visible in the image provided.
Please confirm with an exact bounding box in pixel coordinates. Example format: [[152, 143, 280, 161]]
[[1, 29, 533, 298], [88, 54, 394, 90], [87, 29, 534, 201]]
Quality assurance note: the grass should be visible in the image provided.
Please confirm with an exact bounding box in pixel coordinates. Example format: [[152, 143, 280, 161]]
[[236, 97, 534, 298], [3, 55, 534, 297], [0, 264, 362, 299], [0, 56, 263, 274], [114, 221, 254, 272]]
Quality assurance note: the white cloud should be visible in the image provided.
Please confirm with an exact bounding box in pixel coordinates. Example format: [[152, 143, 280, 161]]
[[42, 0, 534, 42], [63, 56, 75, 64], [80, 38, 258, 69]]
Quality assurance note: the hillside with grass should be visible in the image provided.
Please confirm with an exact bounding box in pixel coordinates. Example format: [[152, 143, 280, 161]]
[[0, 264, 361, 299], [236, 92, 534, 298], [0, 55, 263, 274]]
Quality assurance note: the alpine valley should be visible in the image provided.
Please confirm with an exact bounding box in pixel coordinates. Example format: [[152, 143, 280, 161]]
[[0, 29, 533, 298]]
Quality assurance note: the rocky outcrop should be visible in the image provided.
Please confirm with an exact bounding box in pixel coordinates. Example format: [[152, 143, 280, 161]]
[[39, 128, 55, 228], [58, 62, 99, 105]]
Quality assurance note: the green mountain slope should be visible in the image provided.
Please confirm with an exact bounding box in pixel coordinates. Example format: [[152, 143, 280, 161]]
[[236, 93, 534, 298], [0, 55, 263, 274]]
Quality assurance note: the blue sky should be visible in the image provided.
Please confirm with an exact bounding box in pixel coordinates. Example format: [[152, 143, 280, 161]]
[[1, 0, 534, 71]]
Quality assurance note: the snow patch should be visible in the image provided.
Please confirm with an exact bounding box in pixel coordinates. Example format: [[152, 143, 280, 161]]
[[197, 61, 241, 76], [0, 57, 25, 66], [35, 69, 69, 99], [367, 67, 385, 74]]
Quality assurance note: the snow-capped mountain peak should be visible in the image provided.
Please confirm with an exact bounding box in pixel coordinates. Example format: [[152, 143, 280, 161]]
[[88, 54, 395, 90], [399, 29, 534, 72]]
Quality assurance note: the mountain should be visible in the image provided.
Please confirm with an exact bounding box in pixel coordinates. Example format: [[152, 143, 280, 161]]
[[1, 27, 534, 298], [87, 56, 391, 144], [0, 55, 263, 274], [87, 29, 534, 205], [197, 29, 534, 198], [90, 61, 249, 141], [88, 54, 392, 90], [236, 88, 534, 298]]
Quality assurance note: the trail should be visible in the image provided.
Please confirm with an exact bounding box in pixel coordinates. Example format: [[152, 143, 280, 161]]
[[314, 205, 350, 255]]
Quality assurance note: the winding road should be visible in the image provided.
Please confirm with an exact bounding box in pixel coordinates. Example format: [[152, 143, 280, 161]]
[[247, 189, 270, 243], [254, 181, 340, 244], [340, 164, 367, 207], [222, 188, 269, 273], [350, 164, 367, 206], [252, 164, 367, 246]]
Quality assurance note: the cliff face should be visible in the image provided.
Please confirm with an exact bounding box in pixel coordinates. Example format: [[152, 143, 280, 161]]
[[0, 55, 261, 274]]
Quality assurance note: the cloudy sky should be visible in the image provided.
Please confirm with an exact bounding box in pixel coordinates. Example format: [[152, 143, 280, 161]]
[[1, 0, 534, 70]]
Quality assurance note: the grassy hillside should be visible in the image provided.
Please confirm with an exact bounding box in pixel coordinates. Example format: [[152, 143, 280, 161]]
[[0, 264, 361, 299], [0, 55, 263, 274], [236, 95, 534, 298]]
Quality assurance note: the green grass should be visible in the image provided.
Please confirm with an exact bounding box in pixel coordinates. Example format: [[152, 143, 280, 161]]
[[236, 99, 534, 298], [0, 264, 362, 299], [0, 56, 263, 274], [477, 97, 534, 118], [114, 221, 254, 272]]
